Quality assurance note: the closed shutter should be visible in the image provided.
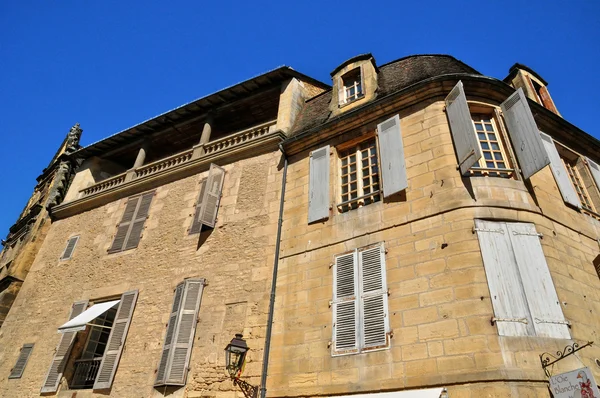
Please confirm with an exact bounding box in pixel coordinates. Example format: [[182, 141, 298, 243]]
[[377, 115, 407, 197], [500, 88, 550, 179], [9, 343, 34, 379], [586, 157, 600, 192], [108, 197, 139, 253], [41, 300, 88, 393], [155, 283, 184, 386], [60, 236, 79, 260], [308, 145, 330, 223], [93, 290, 138, 390], [474, 220, 534, 337], [124, 192, 154, 250], [332, 251, 359, 356], [445, 81, 482, 175], [540, 132, 581, 208], [358, 245, 388, 350], [198, 164, 225, 229], [507, 222, 570, 339], [189, 179, 207, 235]]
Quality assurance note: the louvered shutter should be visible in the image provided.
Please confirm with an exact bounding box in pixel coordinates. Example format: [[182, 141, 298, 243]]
[[332, 251, 359, 355], [155, 283, 184, 386], [358, 245, 388, 350], [189, 179, 207, 235], [41, 300, 88, 393], [474, 220, 534, 337], [60, 236, 79, 260], [501, 88, 550, 179], [506, 222, 570, 339], [338, 77, 345, 105], [123, 192, 154, 250], [164, 279, 206, 385], [9, 343, 34, 379], [377, 115, 407, 197], [586, 157, 600, 192], [539, 132, 581, 208], [198, 164, 225, 229], [445, 81, 482, 175], [308, 145, 330, 223], [108, 197, 140, 253], [93, 290, 138, 390]]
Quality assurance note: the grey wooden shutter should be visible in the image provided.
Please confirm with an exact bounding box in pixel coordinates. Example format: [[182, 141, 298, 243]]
[[41, 300, 88, 393], [198, 164, 225, 229], [60, 236, 79, 260], [332, 251, 359, 356], [501, 88, 550, 179], [377, 115, 407, 197], [445, 81, 482, 175], [164, 279, 206, 385], [123, 192, 154, 250], [155, 283, 184, 386], [540, 132, 581, 208], [474, 220, 534, 337], [358, 244, 389, 350], [9, 343, 34, 379], [586, 157, 600, 191], [108, 196, 139, 253], [189, 179, 207, 235], [308, 145, 330, 223], [506, 222, 570, 339], [93, 290, 138, 390]]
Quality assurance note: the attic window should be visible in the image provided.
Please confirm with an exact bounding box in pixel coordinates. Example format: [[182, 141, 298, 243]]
[[341, 68, 363, 104]]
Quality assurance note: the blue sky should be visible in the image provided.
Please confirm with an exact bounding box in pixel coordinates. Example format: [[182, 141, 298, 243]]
[[1, 1, 599, 236]]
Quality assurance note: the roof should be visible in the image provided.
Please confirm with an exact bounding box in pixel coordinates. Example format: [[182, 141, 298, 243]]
[[75, 67, 329, 158], [330, 53, 378, 76], [291, 54, 480, 135]]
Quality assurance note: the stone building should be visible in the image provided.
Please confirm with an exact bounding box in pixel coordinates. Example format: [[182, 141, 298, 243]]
[[268, 54, 600, 397]]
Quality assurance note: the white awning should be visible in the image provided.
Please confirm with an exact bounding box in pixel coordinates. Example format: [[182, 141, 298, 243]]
[[330, 388, 445, 398], [58, 300, 120, 333]]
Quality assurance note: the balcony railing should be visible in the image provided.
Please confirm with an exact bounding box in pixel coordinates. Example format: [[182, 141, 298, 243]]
[[70, 358, 102, 389], [81, 172, 127, 197], [135, 148, 193, 179]]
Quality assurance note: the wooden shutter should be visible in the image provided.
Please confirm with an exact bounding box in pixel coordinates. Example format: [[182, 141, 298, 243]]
[[108, 197, 139, 253], [377, 115, 407, 197], [123, 192, 154, 250], [198, 164, 225, 229], [93, 290, 138, 390], [474, 220, 534, 337], [308, 145, 330, 223], [445, 81, 482, 175], [164, 279, 206, 385], [500, 88, 550, 179], [338, 77, 345, 105], [155, 283, 184, 386], [332, 251, 359, 355], [189, 179, 207, 235], [9, 343, 34, 379], [586, 157, 600, 192], [60, 236, 79, 260], [506, 222, 570, 339], [358, 245, 389, 350], [539, 132, 581, 208], [41, 300, 88, 393]]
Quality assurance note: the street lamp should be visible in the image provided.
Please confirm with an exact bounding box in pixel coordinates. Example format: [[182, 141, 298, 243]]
[[224, 334, 257, 398]]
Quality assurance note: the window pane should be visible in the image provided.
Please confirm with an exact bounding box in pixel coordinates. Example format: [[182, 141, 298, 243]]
[[488, 133, 497, 141], [494, 152, 503, 160], [481, 142, 489, 150], [478, 133, 486, 140], [491, 142, 500, 150], [484, 152, 493, 160], [485, 123, 494, 131]]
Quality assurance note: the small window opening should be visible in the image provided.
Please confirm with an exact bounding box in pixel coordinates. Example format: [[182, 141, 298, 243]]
[[342, 69, 363, 104]]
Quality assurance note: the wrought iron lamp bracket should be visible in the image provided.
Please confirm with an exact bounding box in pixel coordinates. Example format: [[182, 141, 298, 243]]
[[233, 377, 258, 398], [539, 341, 593, 378]]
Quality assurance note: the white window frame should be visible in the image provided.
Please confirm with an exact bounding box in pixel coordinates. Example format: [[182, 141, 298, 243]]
[[341, 68, 363, 104]]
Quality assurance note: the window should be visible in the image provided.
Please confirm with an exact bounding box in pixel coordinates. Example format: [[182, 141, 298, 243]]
[[471, 114, 513, 178], [475, 220, 569, 339], [341, 68, 363, 104], [189, 163, 226, 234], [563, 158, 595, 212], [338, 138, 381, 212], [60, 236, 79, 260], [332, 243, 389, 356], [108, 191, 154, 253]]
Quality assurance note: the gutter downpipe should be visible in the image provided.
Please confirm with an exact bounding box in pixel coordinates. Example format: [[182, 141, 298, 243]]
[[259, 142, 288, 398]]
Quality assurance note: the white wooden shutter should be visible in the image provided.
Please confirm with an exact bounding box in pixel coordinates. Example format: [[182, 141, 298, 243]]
[[474, 220, 534, 337], [93, 290, 138, 390], [155, 283, 184, 386], [445, 81, 482, 175], [308, 145, 330, 223], [358, 244, 389, 350], [586, 157, 600, 192], [189, 179, 207, 235], [501, 88, 550, 179], [338, 77, 345, 105], [164, 279, 206, 385], [377, 115, 407, 197], [108, 197, 139, 253], [41, 300, 88, 393], [9, 343, 34, 379], [199, 164, 225, 229], [124, 192, 154, 250], [540, 132, 581, 208], [60, 236, 79, 260], [506, 222, 570, 339], [332, 251, 359, 355]]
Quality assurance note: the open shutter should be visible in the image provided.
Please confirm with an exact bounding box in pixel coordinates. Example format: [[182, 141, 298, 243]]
[[93, 290, 138, 390], [60, 236, 79, 260], [358, 244, 388, 350], [501, 88, 550, 179], [108, 197, 139, 253], [445, 81, 482, 175], [198, 164, 225, 229], [308, 145, 330, 223], [9, 343, 34, 379], [474, 220, 534, 337], [332, 251, 359, 355], [586, 157, 600, 192], [539, 132, 581, 208], [165, 279, 206, 385], [41, 300, 88, 393], [338, 77, 345, 105], [123, 192, 154, 250], [507, 222, 570, 339], [377, 115, 407, 197], [189, 179, 207, 235], [155, 283, 184, 386]]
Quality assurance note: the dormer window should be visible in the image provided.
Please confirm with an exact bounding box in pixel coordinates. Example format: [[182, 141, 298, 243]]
[[342, 68, 363, 104]]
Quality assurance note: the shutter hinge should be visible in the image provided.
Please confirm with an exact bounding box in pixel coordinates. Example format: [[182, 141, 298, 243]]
[[512, 231, 543, 238], [328, 300, 332, 308], [534, 318, 571, 328], [490, 317, 528, 326], [473, 227, 504, 234]]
